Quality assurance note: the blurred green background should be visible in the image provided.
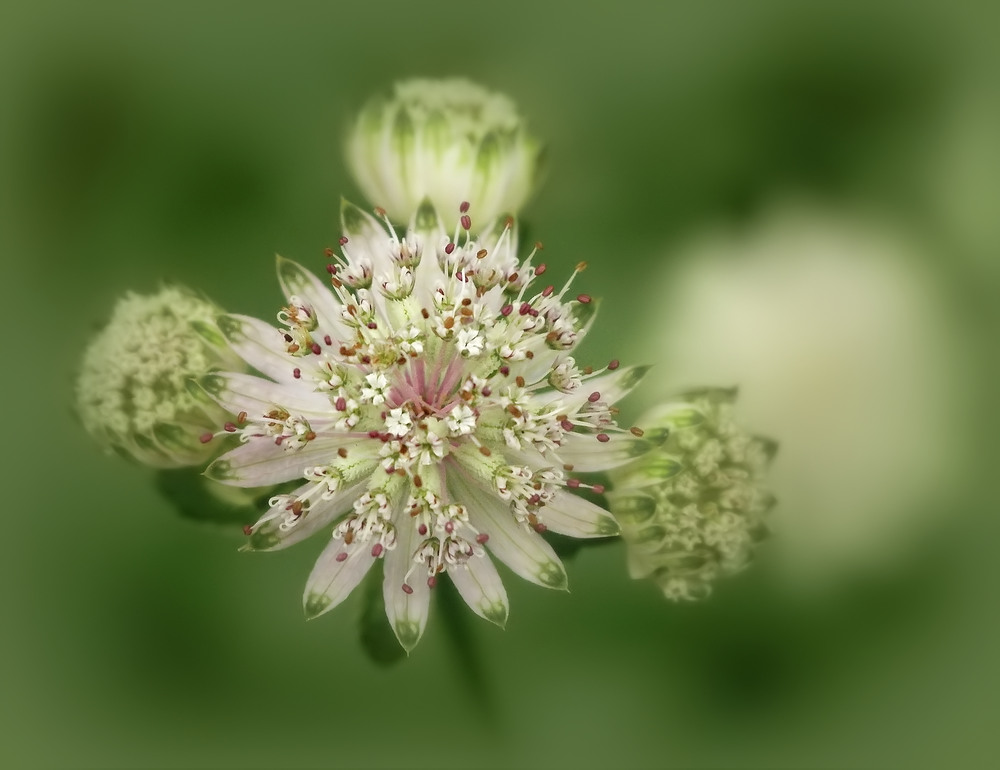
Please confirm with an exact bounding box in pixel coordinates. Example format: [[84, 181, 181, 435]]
[[2, 1, 998, 767]]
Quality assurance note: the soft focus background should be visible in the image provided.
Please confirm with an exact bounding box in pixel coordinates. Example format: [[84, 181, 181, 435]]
[[2, 1, 998, 767]]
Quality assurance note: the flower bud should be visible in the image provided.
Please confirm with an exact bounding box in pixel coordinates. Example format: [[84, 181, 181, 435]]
[[76, 287, 243, 468], [607, 388, 776, 601], [345, 78, 543, 224]]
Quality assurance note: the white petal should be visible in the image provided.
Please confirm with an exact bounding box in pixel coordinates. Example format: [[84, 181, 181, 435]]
[[244, 479, 369, 552], [303, 539, 376, 619], [275, 256, 348, 336], [206, 437, 374, 488], [198, 371, 332, 419], [450, 468, 568, 590], [341, 199, 395, 278], [540, 491, 620, 538], [216, 314, 300, 383], [382, 516, 431, 652], [557, 432, 657, 472], [449, 552, 509, 627], [540, 364, 651, 413]]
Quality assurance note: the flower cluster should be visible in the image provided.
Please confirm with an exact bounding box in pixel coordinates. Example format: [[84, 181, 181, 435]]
[[198, 199, 653, 649], [76, 287, 243, 468], [346, 78, 543, 224], [607, 388, 776, 601]]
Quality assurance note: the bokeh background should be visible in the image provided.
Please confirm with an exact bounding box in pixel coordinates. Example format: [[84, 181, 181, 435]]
[[2, 1, 998, 767]]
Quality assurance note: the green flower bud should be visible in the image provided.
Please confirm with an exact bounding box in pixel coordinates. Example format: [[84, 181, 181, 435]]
[[76, 287, 243, 468], [607, 388, 776, 601], [345, 78, 544, 224]]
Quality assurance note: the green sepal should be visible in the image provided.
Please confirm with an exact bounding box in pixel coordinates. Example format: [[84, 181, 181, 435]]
[[358, 561, 407, 666], [155, 467, 262, 527]]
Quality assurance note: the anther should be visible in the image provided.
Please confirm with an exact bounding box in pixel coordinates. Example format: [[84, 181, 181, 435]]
[[199, 432, 214, 444], [293, 368, 301, 379], [224, 422, 237, 432], [535, 263, 547, 276], [427, 576, 437, 589], [371, 543, 384, 557], [596, 433, 611, 443], [335, 397, 347, 411], [324, 335, 332, 346], [402, 583, 414, 594], [461, 215, 471, 231], [592, 484, 606, 494], [460, 201, 470, 213], [237, 411, 248, 425], [476, 249, 487, 260], [500, 304, 513, 317], [608, 359, 620, 370], [576, 261, 588, 271], [542, 285, 554, 297], [338, 447, 348, 458], [445, 242, 455, 254], [242, 525, 253, 536], [418, 524, 428, 535], [374, 206, 386, 218], [588, 391, 601, 402], [478, 446, 492, 456], [567, 478, 581, 488], [515, 375, 526, 388], [535, 241, 545, 250], [499, 365, 510, 376], [560, 419, 574, 431], [324, 247, 334, 258], [577, 294, 592, 304], [413, 475, 422, 488], [336, 552, 348, 562], [476, 533, 489, 545], [339, 236, 349, 246], [310, 342, 321, 355], [630, 426, 645, 437]]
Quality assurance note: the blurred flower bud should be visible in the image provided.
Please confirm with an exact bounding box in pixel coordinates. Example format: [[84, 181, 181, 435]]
[[345, 78, 543, 224], [608, 388, 776, 601], [76, 287, 243, 468]]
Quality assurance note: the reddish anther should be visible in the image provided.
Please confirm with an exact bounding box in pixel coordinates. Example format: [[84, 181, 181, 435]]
[[444, 242, 455, 254], [567, 478, 581, 488], [500, 304, 513, 317], [199, 432, 214, 444], [402, 583, 413, 595], [427, 576, 437, 589], [310, 342, 322, 355], [242, 525, 253, 536], [335, 397, 347, 411], [336, 552, 348, 562], [592, 484, 606, 494], [535, 263, 547, 276], [460, 215, 471, 231], [476, 533, 489, 545], [577, 294, 592, 304], [371, 543, 384, 557], [459, 201, 470, 213], [293, 368, 301, 379], [588, 391, 601, 402], [339, 236, 349, 245], [224, 422, 237, 432], [596, 433, 611, 443]]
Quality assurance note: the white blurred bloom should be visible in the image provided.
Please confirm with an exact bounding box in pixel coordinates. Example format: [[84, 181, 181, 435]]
[[631, 206, 966, 588], [345, 78, 543, 224], [75, 287, 243, 468]]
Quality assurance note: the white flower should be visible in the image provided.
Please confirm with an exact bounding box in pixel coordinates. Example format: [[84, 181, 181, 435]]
[[200, 199, 651, 651], [345, 78, 543, 225], [607, 389, 776, 601], [75, 286, 243, 468]]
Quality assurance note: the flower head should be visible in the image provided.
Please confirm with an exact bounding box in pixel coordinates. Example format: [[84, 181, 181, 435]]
[[345, 78, 543, 224], [201, 199, 651, 650], [76, 287, 244, 468], [607, 388, 776, 601]]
